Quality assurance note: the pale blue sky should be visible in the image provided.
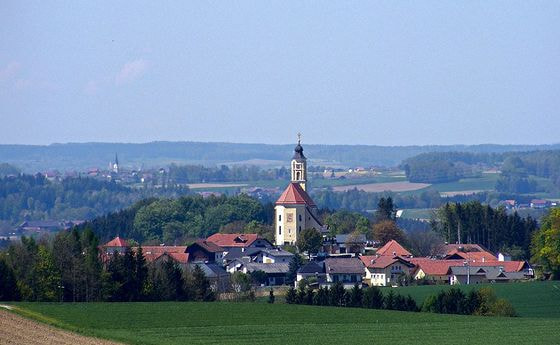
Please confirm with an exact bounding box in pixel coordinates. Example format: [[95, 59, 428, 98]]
[[1, 1, 559, 145]]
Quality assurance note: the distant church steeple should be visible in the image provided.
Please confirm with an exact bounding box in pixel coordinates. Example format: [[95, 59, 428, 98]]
[[113, 153, 120, 174], [291, 133, 307, 191]]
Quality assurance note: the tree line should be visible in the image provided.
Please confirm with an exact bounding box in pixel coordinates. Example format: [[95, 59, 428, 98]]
[[432, 201, 538, 258], [0, 230, 215, 302], [0, 174, 189, 224], [285, 280, 515, 317]]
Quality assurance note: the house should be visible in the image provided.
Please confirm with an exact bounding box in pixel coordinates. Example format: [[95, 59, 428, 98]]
[[206, 233, 273, 252], [222, 247, 263, 264], [323, 257, 365, 288], [17, 220, 78, 236], [530, 199, 549, 209], [333, 234, 367, 254], [151, 251, 190, 269], [360, 255, 415, 287], [185, 240, 224, 263], [226, 258, 290, 286], [297, 261, 326, 285], [375, 240, 412, 257], [259, 248, 294, 264], [498, 252, 512, 262], [409, 258, 462, 284], [100, 236, 129, 255], [449, 266, 489, 285], [442, 244, 498, 263]]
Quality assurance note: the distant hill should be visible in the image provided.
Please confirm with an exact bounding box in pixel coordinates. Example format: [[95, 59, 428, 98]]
[[1, 141, 559, 172]]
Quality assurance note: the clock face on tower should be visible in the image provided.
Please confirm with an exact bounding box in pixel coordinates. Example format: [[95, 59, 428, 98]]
[[286, 213, 294, 223]]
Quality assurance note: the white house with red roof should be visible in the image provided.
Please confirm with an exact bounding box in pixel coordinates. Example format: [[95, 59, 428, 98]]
[[275, 138, 324, 246]]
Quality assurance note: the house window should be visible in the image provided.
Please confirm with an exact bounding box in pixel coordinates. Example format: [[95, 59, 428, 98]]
[[278, 214, 281, 222], [278, 226, 281, 235], [299, 226, 301, 232], [299, 214, 302, 222]]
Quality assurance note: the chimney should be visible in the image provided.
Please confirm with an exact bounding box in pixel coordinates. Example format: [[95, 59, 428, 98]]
[[482, 257, 485, 263]]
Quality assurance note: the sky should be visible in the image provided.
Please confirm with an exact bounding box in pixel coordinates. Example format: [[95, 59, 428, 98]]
[[1, 1, 559, 146]]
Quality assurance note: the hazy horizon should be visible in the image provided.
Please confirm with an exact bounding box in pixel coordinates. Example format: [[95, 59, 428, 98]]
[[2, 2, 559, 146]]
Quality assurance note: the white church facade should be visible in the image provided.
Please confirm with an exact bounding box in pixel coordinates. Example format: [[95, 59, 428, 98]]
[[275, 138, 324, 246]]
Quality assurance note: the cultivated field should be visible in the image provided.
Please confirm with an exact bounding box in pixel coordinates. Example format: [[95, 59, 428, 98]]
[[332, 181, 431, 193], [9, 288, 560, 345], [0, 308, 121, 345], [392, 281, 560, 318]]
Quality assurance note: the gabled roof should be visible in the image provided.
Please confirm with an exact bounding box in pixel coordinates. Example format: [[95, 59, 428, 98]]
[[409, 258, 464, 275], [335, 234, 367, 244], [298, 261, 325, 274], [137, 246, 187, 255], [275, 183, 316, 207], [206, 233, 263, 248], [324, 257, 365, 274], [243, 262, 290, 274], [261, 248, 294, 258], [222, 247, 263, 261], [104, 236, 129, 247], [189, 240, 224, 253], [360, 255, 415, 269], [444, 250, 497, 263], [376, 240, 412, 257]]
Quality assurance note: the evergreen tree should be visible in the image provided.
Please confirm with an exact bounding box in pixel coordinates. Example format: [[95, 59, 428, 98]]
[[0, 258, 20, 301], [384, 290, 396, 310], [285, 286, 297, 304], [348, 283, 363, 307], [192, 264, 214, 301], [328, 282, 346, 307], [362, 286, 384, 309], [287, 254, 303, 283]]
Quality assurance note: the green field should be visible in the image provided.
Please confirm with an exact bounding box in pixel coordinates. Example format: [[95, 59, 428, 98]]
[[10, 282, 560, 345], [390, 281, 560, 318]]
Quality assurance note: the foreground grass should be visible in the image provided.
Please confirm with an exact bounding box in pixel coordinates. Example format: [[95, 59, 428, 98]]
[[11, 301, 560, 345], [392, 281, 560, 318]]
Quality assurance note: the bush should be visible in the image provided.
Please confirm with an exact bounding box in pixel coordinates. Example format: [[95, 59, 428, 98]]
[[490, 298, 517, 317]]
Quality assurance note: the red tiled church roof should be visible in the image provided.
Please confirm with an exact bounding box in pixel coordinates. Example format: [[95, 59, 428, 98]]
[[275, 183, 316, 207], [206, 233, 260, 248], [376, 240, 412, 257]]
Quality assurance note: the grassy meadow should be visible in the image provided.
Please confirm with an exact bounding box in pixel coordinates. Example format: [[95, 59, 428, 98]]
[[10, 282, 560, 345]]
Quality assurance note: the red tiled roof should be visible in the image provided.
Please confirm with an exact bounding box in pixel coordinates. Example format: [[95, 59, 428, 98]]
[[142, 252, 190, 264], [103, 236, 129, 247], [442, 244, 488, 255], [445, 249, 497, 263], [136, 246, 187, 255], [275, 183, 316, 206], [410, 258, 464, 275], [409, 258, 529, 275], [206, 233, 260, 248], [376, 240, 412, 257], [360, 255, 414, 269]]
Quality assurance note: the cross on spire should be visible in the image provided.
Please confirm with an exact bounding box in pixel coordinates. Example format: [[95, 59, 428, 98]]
[[297, 132, 302, 144]]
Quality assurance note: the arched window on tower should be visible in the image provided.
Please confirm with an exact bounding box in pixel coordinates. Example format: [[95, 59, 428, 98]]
[[296, 172, 301, 180]]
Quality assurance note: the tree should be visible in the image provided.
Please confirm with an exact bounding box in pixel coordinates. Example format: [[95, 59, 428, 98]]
[[285, 286, 297, 304], [287, 254, 303, 283], [407, 230, 445, 257], [384, 290, 396, 310], [345, 231, 365, 254], [267, 289, 275, 304], [192, 264, 214, 301], [328, 282, 346, 307], [296, 228, 323, 254], [249, 270, 268, 286], [376, 197, 396, 221], [531, 208, 560, 279], [348, 283, 363, 307], [373, 220, 407, 246], [362, 286, 383, 309], [0, 258, 20, 301], [34, 246, 61, 302]]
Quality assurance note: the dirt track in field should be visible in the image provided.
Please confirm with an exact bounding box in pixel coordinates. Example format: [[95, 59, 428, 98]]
[[0, 308, 122, 345]]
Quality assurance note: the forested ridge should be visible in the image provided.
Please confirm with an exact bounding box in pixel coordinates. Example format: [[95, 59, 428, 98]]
[[0, 174, 189, 223]]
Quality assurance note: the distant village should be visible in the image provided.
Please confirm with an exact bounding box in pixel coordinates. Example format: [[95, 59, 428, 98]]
[[95, 141, 534, 292]]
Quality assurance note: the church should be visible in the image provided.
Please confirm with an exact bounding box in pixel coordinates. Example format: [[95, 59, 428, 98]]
[[275, 137, 324, 246]]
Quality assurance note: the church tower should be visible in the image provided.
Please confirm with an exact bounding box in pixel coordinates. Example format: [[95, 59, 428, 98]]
[[291, 133, 307, 191], [275, 135, 323, 246]]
